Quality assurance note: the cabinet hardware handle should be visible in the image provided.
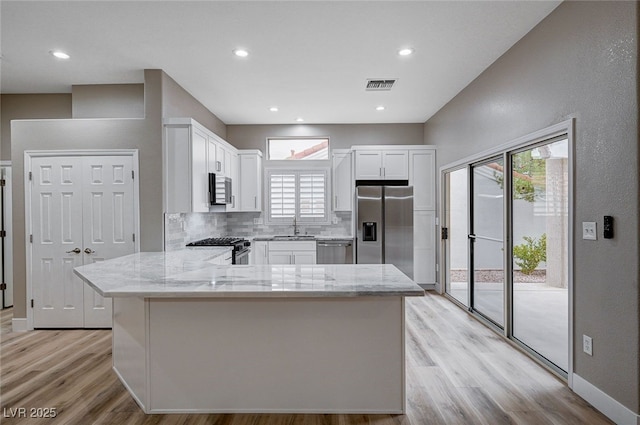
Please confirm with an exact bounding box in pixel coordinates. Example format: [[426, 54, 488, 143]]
[[84, 248, 96, 254], [254, 196, 257, 209], [65, 248, 81, 254]]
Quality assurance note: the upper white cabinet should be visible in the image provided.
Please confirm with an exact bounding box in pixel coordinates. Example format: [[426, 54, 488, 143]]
[[409, 149, 436, 210], [164, 118, 246, 214], [164, 122, 210, 213], [227, 150, 239, 212], [238, 150, 263, 212], [332, 149, 352, 212], [353, 148, 408, 180]]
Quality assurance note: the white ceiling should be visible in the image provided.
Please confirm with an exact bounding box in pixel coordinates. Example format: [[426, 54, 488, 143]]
[[1, 1, 561, 125]]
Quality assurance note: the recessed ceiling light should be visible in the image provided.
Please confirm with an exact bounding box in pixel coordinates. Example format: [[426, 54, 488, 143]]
[[398, 48, 414, 56], [295, 118, 304, 122], [50, 50, 70, 59], [233, 48, 249, 57], [269, 107, 279, 112], [376, 106, 385, 111]]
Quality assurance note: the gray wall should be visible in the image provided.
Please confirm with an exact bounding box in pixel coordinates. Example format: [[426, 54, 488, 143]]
[[10, 69, 164, 319], [72, 84, 144, 118], [227, 123, 424, 153], [0, 94, 72, 160], [161, 72, 227, 139], [424, 1, 638, 412]]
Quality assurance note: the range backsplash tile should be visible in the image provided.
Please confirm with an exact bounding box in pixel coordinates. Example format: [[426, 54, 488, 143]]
[[165, 211, 352, 250]]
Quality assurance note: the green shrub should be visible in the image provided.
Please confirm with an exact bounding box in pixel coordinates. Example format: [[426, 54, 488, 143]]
[[513, 233, 547, 274]]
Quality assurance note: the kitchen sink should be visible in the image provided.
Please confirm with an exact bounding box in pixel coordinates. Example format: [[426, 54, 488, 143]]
[[271, 235, 315, 241]]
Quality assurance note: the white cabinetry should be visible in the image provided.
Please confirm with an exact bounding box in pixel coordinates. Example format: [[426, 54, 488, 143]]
[[408, 147, 436, 284], [238, 150, 263, 212], [414, 210, 436, 284], [209, 249, 233, 265], [227, 151, 239, 212], [164, 118, 249, 214], [164, 123, 210, 213], [410, 149, 436, 210], [354, 148, 408, 180], [332, 149, 352, 212], [266, 241, 316, 265], [252, 241, 268, 265]]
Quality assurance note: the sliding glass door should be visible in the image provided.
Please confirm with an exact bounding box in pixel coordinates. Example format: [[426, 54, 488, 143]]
[[444, 168, 469, 306], [470, 158, 505, 327], [443, 131, 571, 375], [511, 138, 569, 372]]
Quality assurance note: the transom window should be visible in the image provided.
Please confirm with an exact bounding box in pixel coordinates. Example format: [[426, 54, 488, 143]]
[[267, 138, 329, 160]]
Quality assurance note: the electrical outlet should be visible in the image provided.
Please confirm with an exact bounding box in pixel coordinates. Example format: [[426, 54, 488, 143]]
[[582, 222, 597, 240], [583, 335, 593, 356], [332, 216, 338, 224], [253, 217, 262, 225]]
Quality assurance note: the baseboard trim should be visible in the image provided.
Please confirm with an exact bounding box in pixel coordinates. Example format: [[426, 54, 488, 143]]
[[572, 373, 639, 425], [11, 318, 28, 332]]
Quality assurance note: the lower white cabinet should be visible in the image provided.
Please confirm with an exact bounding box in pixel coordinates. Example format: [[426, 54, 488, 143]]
[[252, 241, 269, 265], [414, 210, 436, 284], [209, 249, 233, 265], [252, 240, 317, 265]]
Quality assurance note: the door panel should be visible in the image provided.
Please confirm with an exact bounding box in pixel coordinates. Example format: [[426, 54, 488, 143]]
[[32, 157, 85, 327], [82, 156, 135, 328], [444, 168, 469, 306], [471, 158, 504, 327]]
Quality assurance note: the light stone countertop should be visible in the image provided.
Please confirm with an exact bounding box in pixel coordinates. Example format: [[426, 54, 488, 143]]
[[73, 248, 423, 298]]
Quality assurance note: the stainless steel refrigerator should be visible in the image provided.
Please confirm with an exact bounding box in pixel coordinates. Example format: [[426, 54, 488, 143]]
[[355, 185, 413, 278]]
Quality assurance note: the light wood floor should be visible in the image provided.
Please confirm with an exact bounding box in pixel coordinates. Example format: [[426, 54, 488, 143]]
[[0, 293, 612, 425]]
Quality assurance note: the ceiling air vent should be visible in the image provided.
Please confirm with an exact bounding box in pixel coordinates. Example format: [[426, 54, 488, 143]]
[[366, 79, 396, 91]]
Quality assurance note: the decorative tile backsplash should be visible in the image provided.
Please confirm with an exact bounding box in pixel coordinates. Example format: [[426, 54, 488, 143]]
[[165, 211, 352, 251]]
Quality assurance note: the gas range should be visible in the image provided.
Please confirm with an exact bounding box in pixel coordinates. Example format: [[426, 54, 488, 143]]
[[186, 237, 251, 264]]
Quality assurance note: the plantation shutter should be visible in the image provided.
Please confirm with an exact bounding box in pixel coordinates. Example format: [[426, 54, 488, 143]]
[[270, 173, 296, 218], [299, 173, 326, 219]]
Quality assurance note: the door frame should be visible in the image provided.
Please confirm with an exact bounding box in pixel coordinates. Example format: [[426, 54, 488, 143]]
[[1, 161, 13, 309], [24, 149, 140, 330], [438, 119, 575, 386]]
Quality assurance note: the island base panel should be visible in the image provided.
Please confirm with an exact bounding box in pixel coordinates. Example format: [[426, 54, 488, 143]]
[[113, 297, 406, 413]]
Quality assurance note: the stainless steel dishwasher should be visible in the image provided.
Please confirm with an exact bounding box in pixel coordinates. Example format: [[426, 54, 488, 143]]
[[316, 239, 354, 264]]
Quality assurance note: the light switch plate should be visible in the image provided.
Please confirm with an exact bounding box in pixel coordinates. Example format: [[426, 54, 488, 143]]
[[582, 222, 597, 240]]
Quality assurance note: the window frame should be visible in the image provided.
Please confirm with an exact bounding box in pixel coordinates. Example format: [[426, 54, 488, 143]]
[[265, 162, 330, 225], [266, 137, 330, 161]]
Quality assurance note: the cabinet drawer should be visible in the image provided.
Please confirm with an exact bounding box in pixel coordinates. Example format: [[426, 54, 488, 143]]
[[269, 241, 316, 251]]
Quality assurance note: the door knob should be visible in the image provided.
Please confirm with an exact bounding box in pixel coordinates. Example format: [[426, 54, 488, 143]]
[[66, 248, 81, 254], [84, 248, 96, 254]]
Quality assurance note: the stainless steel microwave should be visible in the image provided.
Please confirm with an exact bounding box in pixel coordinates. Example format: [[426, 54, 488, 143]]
[[208, 173, 232, 205]]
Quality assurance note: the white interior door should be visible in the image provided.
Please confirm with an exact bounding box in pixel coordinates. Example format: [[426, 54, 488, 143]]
[[82, 156, 135, 327], [1, 164, 14, 308], [31, 157, 85, 327], [31, 154, 136, 328]]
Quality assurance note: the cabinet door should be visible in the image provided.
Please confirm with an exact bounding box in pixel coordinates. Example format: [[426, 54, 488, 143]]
[[191, 130, 209, 212], [293, 251, 316, 264], [227, 151, 239, 212], [252, 241, 268, 265], [410, 150, 435, 210], [332, 151, 352, 211], [216, 144, 228, 176], [414, 210, 436, 284], [354, 151, 382, 180], [382, 150, 408, 180], [239, 153, 262, 212], [268, 251, 293, 265]]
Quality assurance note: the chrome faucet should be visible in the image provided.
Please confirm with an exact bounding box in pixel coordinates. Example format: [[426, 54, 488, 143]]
[[293, 216, 300, 235]]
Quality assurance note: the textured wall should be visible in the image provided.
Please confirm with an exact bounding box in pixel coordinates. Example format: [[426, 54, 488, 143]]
[[10, 70, 165, 319], [0, 94, 72, 160], [161, 72, 227, 140], [424, 1, 638, 412], [72, 84, 144, 118], [227, 123, 424, 152]]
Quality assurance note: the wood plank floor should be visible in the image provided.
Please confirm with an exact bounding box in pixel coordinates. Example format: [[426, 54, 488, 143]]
[[0, 293, 612, 425]]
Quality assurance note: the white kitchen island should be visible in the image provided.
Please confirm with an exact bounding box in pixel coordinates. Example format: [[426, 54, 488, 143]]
[[73, 248, 424, 414]]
